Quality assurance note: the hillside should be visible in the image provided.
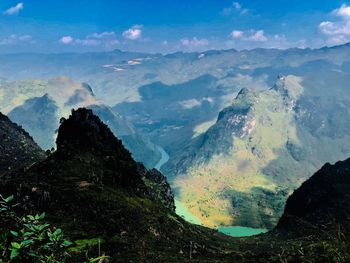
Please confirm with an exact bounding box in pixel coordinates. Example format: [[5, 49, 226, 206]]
[[277, 157, 350, 235], [0, 108, 350, 262], [0, 108, 242, 262], [0, 111, 45, 176], [168, 75, 350, 229]]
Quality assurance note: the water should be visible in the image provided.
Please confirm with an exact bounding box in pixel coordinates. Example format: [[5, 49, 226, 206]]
[[175, 200, 268, 237], [175, 199, 201, 225], [218, 226, 268, 237], [154, 146, 170, 170]]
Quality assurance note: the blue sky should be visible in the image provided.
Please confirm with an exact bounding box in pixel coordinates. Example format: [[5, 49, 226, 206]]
[[0, 0, 350, 53]]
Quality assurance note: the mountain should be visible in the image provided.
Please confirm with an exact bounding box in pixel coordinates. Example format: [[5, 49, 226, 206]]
[[1, 45, 350, 106], [0, 77, 161, 168], [277, 157, 350, 235], [240, 157, 350, 263], [8, 94, 58, 150], [0, 112, 45, 176], [114, 74, 230, 158], [0, 108, 244, 262], [168, 75, 350, 229], [1, 107, 350, 262], [2, 44, 350, 231]]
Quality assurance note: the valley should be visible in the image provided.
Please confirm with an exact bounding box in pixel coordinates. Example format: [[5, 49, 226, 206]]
[[1, 106, 350, 262], [1, 44, 350, 232]]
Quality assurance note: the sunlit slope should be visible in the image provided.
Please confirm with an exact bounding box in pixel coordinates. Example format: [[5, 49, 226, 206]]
[[174, 75, 350, 228]]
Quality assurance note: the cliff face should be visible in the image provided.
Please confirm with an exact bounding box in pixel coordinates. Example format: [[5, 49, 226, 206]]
[[0, 112, 45, 176]]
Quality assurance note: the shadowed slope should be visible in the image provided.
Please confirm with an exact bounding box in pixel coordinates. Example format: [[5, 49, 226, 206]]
[[0, 112, 45, 176]]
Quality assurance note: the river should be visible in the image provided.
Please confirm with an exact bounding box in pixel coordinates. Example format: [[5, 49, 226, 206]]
[[154, 145, 170, 170]]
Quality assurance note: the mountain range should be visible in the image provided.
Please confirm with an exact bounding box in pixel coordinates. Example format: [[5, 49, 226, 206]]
[[1, 44, 350, 231], [0, 108, 349, 262]]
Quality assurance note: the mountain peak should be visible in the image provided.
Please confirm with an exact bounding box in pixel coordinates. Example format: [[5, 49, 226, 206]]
[[271, 75, 304, 102], [272, 74, 288, 94], [56, 108, 132, 159]]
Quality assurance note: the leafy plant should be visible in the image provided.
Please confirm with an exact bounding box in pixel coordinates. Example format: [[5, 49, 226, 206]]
[[0, 194, 71, 262], [0, 194, 110, 263]]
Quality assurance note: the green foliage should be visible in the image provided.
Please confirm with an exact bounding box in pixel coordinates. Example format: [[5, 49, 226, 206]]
[[0, 194, 110, 263], [0, 194, 72, 263], [69, 238, 103, 253]]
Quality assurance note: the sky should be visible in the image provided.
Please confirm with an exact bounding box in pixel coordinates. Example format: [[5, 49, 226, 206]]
[[1, 0, 350, 54]]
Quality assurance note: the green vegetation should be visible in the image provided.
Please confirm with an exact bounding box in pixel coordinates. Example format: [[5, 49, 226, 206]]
[[0, 194, 71, 263], [0, 194, 109, 263], [172, 75, 350, 230]]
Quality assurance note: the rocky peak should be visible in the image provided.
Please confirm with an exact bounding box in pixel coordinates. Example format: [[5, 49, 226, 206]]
[[55, 107, 174, 206], [272, 75, 303, 100], [56, 108, 133, 160], [272, 74, 289, 96]]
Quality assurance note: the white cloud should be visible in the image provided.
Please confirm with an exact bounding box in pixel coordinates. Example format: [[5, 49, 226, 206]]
[[123, 25, 142, 40], [59, 32, 119, 48], [230, 29, 267, 42], [249, 30, 267, 42], [332, 4, 350, 18], [231, 30, 244, 39], [59, 36, 74, 44], [4, 3, 23, 15], [227, 30, 294, 49], [233, 2, 241, 10], [221, 2, 248, 16], [0, 34, 32, 45], [319, 4, 350, 45], [78, 32, 119, 46], [180, 37, 209, 49]]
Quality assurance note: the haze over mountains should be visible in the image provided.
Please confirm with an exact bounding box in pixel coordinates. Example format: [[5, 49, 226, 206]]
[[1, 43, 350, 231]]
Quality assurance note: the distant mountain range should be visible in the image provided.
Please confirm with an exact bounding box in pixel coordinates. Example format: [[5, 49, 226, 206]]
[[0, 77, 161, 168], [1, 43, 350, 230], [0, 108, 349, 262]]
